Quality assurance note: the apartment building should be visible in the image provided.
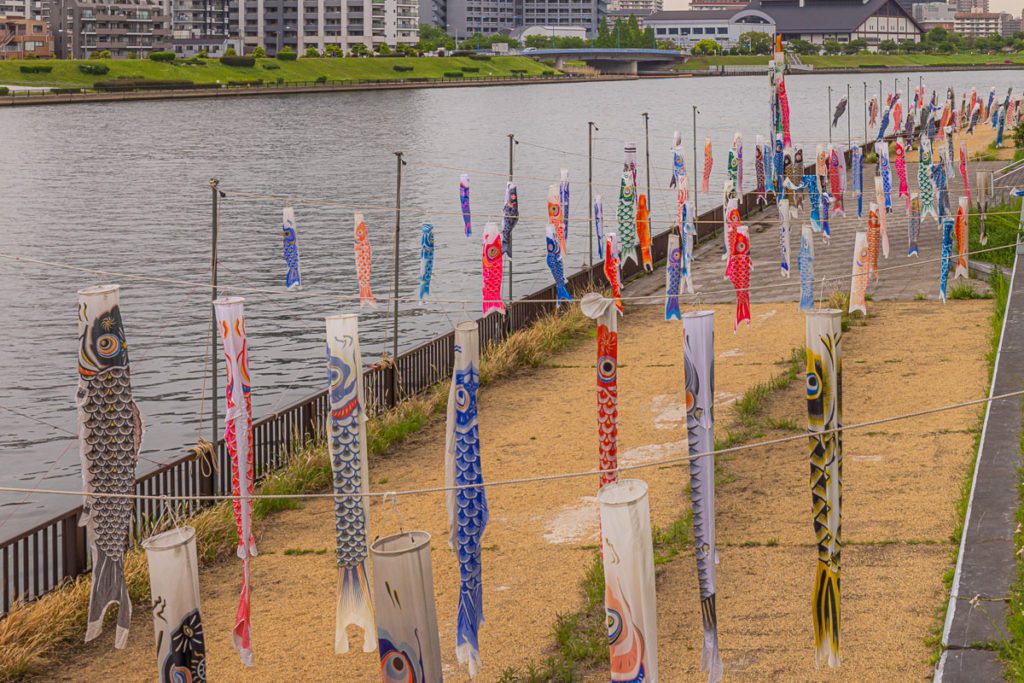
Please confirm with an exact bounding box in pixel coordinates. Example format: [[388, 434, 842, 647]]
[[607, 0, 660, 13], [1001, 11, 1021, 36], [911, 1, 954, 29], [953, 10, 1001, 36], [231, 0, 417, 56], [688, 0, 748, 9], [171, 0, 231, 56], [445, 0, 605, 38], [953, 0, 986, 12], [0, 15, 53, 57], [46, 0, 171, 58]]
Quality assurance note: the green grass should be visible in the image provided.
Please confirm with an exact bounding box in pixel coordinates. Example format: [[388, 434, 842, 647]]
[[803, 53, 1024, 69], [1002, 408, 1024, 675], [0, 55, 555, 89], [948, 280, 992, 301], [968, 196, 1022, 269]]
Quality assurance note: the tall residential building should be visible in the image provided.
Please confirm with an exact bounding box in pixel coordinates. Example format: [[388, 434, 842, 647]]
[[445, 0, 605, 38], [170, 0, 231, 56], [953, 0, 987, 12], [419, 0, 443, 27], [0, 15, 54, 57], [607, 0, 660, 13], [0, 0, 27, 16], [912, 0, 954, 29], [231, 0, 418, 56], [46, 0, 172, 58], [1001, 12, 1021, 36], [953, 10, 1001, 36]]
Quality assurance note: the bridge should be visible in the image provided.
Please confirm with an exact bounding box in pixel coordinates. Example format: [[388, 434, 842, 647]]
[[523, 48, 684, 76]]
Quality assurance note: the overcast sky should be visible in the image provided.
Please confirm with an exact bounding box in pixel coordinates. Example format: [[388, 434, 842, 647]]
[[665, 0, 1021, 15]]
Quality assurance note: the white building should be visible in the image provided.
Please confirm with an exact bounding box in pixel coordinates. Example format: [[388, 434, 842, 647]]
[[607, 0, 661, 13], [747, 0, 922, 48], [232, 0, 418, 56], [510, 24, 588, 41], [645, 7, 774, 49], [953, 10, 1001, 36]]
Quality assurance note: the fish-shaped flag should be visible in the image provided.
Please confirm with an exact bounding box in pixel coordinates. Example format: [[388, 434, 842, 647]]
[[481, 224, 505, 316], [806, 309, 843, 669], [734, 133, 744, 195], [624, 142, 638, 189], [282, 207, 302, 290], [726, 145, 738, 192], [996, 105, 1006, 148], [954, 196, 968, 280], [944, 127, 956, 176], [419, 223, 434, 303], [774, 136, 785, 197], [580, 292, 619, 488], [770, 141, 783, 200], [604, 232, 622, 313], [867, 203, 881, 282], [932, 160, 950, 219], [968, 102, 981, 134], [821, 191, 833, 241], [444, 320, 488, 677], [501, 182, 519, 257], [894, 138, 909, 205], [798, 226, 814, 311], [908, 194, 921, 257], [682, 201, 696, 295], [702, 138, 713, 193], [637, 193, 653, 272], [459, 174, 471, 237], [213, 296, 257, 665], [548, 184, 567, 257], [803, 175, 823, 233], [815, 145, 828, 190], [726, 225, 752, 331], [869, 97, 878, 127], [828, 147, 844, 217], [852, 145, 863, 218], [617, 171, 638, 266], [78, 285, 142, 650], [874, 141, 892, 211], [940, 217, 954, 303], [904, 103, 916, 138], [755, 136, 766, 205], [873, 176, 890, 259], [354, 213, 376, 308], [987, 87, 996, 125], [837, 145, 847, 197], [560, 169, 570, 242], [779, 198, 792, 278], [959, 140, 970, 202], [877, 98, 891, 141], [778, 77, 792, 147], [919, 137, 938, 223], [670, 133, 687, 191], [849, 232, 869, 315], [665, 233, 682, 320], [594, 194, 605, 259], [977, 171, 992, 245], [325, 314, 376, 655], [723, 195, 739, 259], [546, 224, 572, 306], [832, 96, 847, 128], [683, 310, 723, 683], [893, 100, 903, 134]]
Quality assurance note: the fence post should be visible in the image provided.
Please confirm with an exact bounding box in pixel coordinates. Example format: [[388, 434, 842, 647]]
[[62, 514, 85, 578]]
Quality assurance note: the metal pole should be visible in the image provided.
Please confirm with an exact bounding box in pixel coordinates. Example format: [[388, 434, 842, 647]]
[[863, 81, 868, 144], [506, 133, 514, 303], [392, 152, 404, 404], [847, 82, 851, 149], [208, 177, 219, 496], [588, 121, 596, 281], [692, 105, 699, 222], [642, 112, 651, 208], [906, 76, 910, 117], [828, 86, 832, 144]]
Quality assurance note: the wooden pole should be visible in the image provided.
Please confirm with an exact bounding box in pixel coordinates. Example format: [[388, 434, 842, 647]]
[[207, 177, 219, 498], [392, 152, 404, 406]]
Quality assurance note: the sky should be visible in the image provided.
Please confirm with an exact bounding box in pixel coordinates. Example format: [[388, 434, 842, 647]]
[[664, 0, 1021, 15]]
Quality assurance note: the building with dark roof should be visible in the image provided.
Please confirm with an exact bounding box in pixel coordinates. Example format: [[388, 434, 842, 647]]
[[645, 6, 773, 49], [746, 0, 923, 47]]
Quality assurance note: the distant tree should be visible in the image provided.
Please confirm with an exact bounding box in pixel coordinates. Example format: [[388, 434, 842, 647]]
[[1013, 121, 1024, 150], [251, 45, 265, 57], [897, 39, 918, 53], [822, 39, 843, 55], [691, 38, 721, 55], [305, 46, 320, 57], [376, 42, 391, 55], [197, 49, 208, 58], [738, 30, 771, 55], [844, 38, 868, 54], [656, 39, 677, 50], [396, 43, 417, 56], [350, 43, 368, 57], [596, 19, 611, 48], [787, 38, 818, 55], [224, 47, 236, 57], [95, 49, 111, 58], [877, 39, 898, 54], [324, 43, 342, 57]]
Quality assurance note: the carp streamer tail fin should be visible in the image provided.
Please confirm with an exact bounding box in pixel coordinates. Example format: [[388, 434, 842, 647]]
[[84, 546, 132, 649], [700, 593, 724, 683], [813, 562, 841, 669], [336, 561, 377, 654]]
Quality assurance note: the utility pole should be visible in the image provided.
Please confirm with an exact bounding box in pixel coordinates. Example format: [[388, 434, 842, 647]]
[[642, 112, 651, 209], [847, 82, 852, 149], [588, 121, 597, 281], [208, 177, 219, 494], [506, 133, 515, 303], [391, 152, 405, 404], [692, 105, 699, 223]]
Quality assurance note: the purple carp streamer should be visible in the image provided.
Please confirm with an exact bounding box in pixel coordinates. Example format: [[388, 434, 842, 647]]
[[599, 479, 660, 683], [78, 284, 142, 649], [445, 321, 488, 677], [778, 198, 792, 277], [594, 194, 605, 259], [459, 174, 471, 237], [419, 223, 434, 303], [281, 207, 302, 290], [560, 168, 570, 242], [849, 232, 869, 316], [501, 182, 519, 257], [325, 314, 376, 655], [851, 145, 863, 218], [684, 311, 723, 683], [806, 309, 843, 669], [908, 194, 921, 258], [665, 233, 682, 320], [370, 532, 444, 683]]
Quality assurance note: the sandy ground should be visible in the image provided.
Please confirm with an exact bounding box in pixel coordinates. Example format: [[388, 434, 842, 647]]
[[37, 296, 991, 682]]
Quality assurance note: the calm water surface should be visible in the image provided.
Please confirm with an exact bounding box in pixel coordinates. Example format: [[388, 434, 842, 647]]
[[1, 69, 1021, 537]]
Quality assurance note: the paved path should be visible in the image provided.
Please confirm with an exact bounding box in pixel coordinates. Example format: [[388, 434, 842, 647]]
[[628, 160, 1005, 306]]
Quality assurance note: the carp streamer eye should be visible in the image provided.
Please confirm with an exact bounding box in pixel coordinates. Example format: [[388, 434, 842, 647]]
[[96, 334, 120, 358], [597, 356, 616, 385]]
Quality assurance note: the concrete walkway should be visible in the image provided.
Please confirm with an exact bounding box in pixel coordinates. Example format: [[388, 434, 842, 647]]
[[937, 239, 1023, 682]]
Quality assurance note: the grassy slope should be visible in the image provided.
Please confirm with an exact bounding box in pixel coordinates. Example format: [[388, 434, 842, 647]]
[[969, 195, 1023, 269], [803, 53, 1024, 68], [0, 55, 553, 88]]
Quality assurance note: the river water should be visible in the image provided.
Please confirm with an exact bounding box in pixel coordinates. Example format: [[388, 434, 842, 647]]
[[1, 69, 1020, 538]]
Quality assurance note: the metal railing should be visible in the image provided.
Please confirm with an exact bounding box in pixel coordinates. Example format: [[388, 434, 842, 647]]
[[0, 186, 763, 615]]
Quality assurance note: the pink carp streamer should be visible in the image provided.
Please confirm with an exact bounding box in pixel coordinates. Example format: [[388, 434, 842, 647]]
[[725, 225, 752, 331], [481, 224, 505, 315]]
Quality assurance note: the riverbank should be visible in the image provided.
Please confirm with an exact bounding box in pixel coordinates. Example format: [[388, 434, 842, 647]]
[[681, 53, 1024, 72]]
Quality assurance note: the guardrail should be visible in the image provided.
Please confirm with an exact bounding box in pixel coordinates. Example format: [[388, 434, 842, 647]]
[[992, 156, 1024, 204], [0, 184, 766, 615]]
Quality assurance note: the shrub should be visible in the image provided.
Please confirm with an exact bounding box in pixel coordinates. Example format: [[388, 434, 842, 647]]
[[19, 65, 52, 73], [451, 50, 474, 56], [252, 46, 266, 58], [227, 79, 262, 86], [315, 75, 327, 83], [442, 71, 464, 77], [1013, 121, 1024, 150], [276, 77, 284, 84], [393, 64, 414, 72], [324, 44, 342, 57], [94, 49, 111, 58], [277, 47, 297, 61], [407, 77, 428, 82], [510, 68, 527, 75], [51, 87, 82, 94], [220, 55, 256, 66], [261, 62, 280, 70], [0, 87, 8, 95], [148, 51, 176, 62], [197, 49, 208, 58], [461, 66, 479, 73], [541, 70, 555, 75], [94, 79, 209, 91], [224, 47, 236, 56], [181, 57, 206, 65], [127, 51, 137, 59], [304, 46, 320, 57], [78, 63, 109, 75], [469, 54, 491, 60]]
